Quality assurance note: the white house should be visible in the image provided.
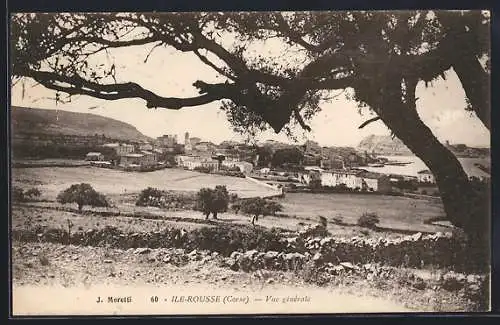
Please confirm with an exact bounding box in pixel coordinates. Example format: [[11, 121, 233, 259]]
[[357, 171, 392, 192], [417, 170, 436, 184], [85, 152, 104, 161], [139, 143, 153, 151], [222, 161, 254, 174], [320, 169, 361, 188], [103, 143, 135, 156]]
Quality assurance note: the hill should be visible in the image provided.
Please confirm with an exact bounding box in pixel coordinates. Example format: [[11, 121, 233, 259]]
[[357, 135, 413, 156], [11, 106, 151, 142]]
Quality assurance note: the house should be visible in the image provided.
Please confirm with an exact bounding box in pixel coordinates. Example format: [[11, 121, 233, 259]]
[[320, 169, 361, 188], [85, 152, 104, 161], [157, 134, 177, 147], [194, 142, 211, 152], [417, 170, 436, 184], [222, 161, 253, 174], [103, 143, 135, 156], [201, 160, 219, 171], [190, 137, 202, 146], [259, 167, 271, 174], [120, 151, 157, 167], [139, 143, 153, 151], [357, 171, 392, 192]]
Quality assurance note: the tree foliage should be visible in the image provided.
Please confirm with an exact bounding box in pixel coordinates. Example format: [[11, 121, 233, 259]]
[[271, 147, 304, 168], [195, 185, 230, 219], [239, 197, 284, 225], [56, 183, 109, 211]]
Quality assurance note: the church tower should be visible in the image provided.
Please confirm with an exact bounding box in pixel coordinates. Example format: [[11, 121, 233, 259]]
[[184, 132, 192, 153]]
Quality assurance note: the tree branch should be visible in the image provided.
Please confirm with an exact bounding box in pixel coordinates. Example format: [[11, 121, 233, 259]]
[[16, 67, 232, 109], [358, 116, 381, 129]]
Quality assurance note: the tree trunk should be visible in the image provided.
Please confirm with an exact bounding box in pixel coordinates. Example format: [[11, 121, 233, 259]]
[[212, 211, 218, 219], [451, 55, 490, 131], [205, 212, 210, 220], [372, 74, 489, 248], [77, 203, 83, 212]]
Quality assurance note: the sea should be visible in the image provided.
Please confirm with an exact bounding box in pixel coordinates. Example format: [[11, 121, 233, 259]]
[[360, 155, 491, 179]]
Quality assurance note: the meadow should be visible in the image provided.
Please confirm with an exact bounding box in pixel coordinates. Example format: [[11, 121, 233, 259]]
[[12, 165, 447, 234], [12, 166, 280, 199]]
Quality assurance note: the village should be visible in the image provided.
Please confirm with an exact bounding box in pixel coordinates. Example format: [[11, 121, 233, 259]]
[[80, 130, 491, 197]]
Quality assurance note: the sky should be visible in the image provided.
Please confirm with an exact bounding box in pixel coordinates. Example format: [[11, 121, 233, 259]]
[[10, 37, 491, 148]]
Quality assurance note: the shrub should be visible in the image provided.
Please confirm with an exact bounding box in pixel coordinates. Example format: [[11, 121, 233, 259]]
[[265, 200, 283, 216], [56, 183, 109, 212], [136, 187, 163, 206], [24, 188, 41, 200], [194, 185, 230, 219], [12, 187, 26, 202], [309, 178, 322, 190], [357, 212, 380, 229], [12, 187, 42, 202]]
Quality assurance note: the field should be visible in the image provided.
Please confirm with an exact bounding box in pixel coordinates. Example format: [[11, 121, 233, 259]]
[[12, 166, 280, 199], [276, 193, 446, 233], [12, 166, 448, 234]]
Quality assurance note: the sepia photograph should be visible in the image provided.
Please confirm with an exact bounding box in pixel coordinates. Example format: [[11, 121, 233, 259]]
[[9, 10, 491, 315]]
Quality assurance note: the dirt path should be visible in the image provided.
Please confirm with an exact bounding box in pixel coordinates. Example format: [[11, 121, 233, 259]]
[[12, 242, 414, 315]]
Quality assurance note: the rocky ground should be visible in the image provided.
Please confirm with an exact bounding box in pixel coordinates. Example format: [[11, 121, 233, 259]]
[[12, 240, 488, 315]]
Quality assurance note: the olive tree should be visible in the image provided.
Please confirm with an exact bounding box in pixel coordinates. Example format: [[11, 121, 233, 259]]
[[11, 11, 490, 245], [56, 183, 109, 211]]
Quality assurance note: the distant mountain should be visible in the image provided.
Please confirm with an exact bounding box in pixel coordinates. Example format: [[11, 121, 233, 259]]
[[11, 106, 152, 142], [357, 135, 413, 156]]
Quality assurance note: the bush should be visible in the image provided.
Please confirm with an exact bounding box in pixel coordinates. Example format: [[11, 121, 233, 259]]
[[12, 187, 26, 202], [136, 188, 196, 209], [12, 187, 41, 202], [136, 187, 163, 206], [56, 183, 109, 212], [194, 185, 230, 219], [357, 212, 380, 229], [309, 178, 322, 190]]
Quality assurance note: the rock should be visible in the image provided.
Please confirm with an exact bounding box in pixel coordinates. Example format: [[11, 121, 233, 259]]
[[244, 250, 259, 258], [312, 252, 323, 262], [72, 256, 79, 260], [134, 248, 151, 255], [264, 251, 279, 260], [162, 256, 171, 263], [320, 237, 332, 246], [211, 252, 219, 258], [103, 259, 113, 264], [188, 249, 198, 256], [266, 278, 274, 284], [340, 262, 359, 271], [148, 256, 157, 262], [48, 273, 55, 278], [410, 232, 423, 241], [230, 251, 242, 259]]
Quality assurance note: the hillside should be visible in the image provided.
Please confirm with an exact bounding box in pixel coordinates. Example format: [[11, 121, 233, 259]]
[[11, 106, 151, 142], [357, 135, 413, 156]]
